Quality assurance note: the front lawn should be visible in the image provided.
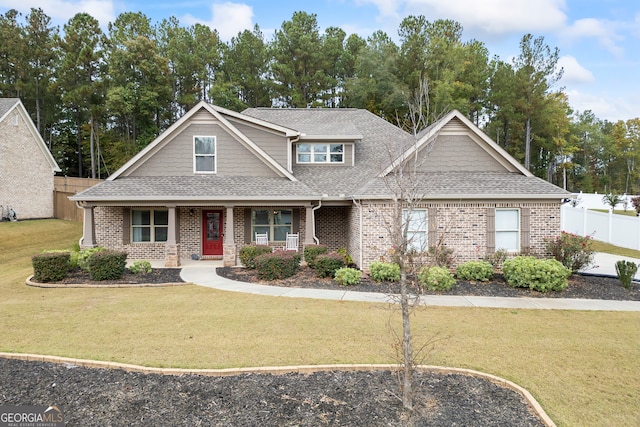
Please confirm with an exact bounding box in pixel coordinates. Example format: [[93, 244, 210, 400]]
[[0, 220, 638, 426]]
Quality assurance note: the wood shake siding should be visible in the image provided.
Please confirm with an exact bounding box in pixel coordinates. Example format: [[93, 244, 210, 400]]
[[129, 123, 277, 177]]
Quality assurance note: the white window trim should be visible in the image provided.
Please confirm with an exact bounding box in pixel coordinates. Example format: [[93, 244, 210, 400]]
[[296, 143, 345, 164], [403, 208, 428, 251], [131, 209, 169, 243], [193, 135, 217, 174], [495, 208, 520, 252], [252, 209, 293, 242]]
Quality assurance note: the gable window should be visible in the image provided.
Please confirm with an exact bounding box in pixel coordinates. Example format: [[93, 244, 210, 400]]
[[403, 209, 428, 251], [297, 143, 344, 163], [132, 209, 168, 243], [194, 136, 216, 173], [495, 208, 520, 251], [252, 209, 292, 241]]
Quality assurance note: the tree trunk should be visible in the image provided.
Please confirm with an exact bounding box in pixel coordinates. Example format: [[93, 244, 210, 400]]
[[525, 116, 531, 170], [90, 115, 96, 179], [399, 267, 413, 410]]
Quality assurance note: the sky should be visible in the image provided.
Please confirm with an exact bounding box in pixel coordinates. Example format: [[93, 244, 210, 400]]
[[1, 0, 638, 122]]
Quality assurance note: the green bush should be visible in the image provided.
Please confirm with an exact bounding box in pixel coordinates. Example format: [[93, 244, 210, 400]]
[[545, 232, 594, 273], [418, 266, 455, 291], [334, 267, 362, 286], [239, 244, 272, 269], [314, 253, 346, 278], [129, 260, 152, 275], [255, 250, 301, 280], [369, 261, 400, 282], [32, 252, 71, 282], [303, 245, 328, 268], [502, 256, 571, 292], [615, 260, 638, 289], [456, 261, 494, 282], [87, 250, 128, 281], [75, 246, 107, 271], [336, 247, 355, 266]]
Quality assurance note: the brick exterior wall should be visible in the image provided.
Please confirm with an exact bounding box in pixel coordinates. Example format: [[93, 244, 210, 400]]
[[315, 206, 349, 251], [0, 110, 55, 219], [358, 201, 561, 272]]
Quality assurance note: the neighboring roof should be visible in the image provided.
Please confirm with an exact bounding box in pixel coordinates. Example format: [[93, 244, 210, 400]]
[[70, 176, 320, 203], [354, 171, 571, 200], [0, 98, 60, 173]]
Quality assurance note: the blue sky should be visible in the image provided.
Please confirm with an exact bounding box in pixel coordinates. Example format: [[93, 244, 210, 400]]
[[1, 0, 638, 122]]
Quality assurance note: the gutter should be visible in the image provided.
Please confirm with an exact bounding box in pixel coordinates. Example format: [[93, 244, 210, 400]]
[[312, 199, 322, 244]]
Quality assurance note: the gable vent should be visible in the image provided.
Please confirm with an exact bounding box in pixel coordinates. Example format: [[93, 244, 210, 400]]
[[12, 114, 18, 126]]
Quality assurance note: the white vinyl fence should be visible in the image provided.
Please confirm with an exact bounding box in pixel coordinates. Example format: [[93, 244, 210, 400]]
[[561, 205, 640, 250]]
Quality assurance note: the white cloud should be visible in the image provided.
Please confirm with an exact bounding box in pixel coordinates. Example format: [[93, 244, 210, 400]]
[[557, 55, 595, 85], [566, 89, 637, 122], [182, 2, 253, 40], [561, 18, 624, 57], [357, 0, 567, 36], [0, 0, 116, 26]]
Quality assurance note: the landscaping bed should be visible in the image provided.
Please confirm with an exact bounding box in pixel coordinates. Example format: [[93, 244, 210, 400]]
[[217, 265, 640, 301], [0, 358, 544, 426]]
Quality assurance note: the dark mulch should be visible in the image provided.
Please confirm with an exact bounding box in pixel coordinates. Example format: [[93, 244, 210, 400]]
[[0, 358, 544, 426], [217, 265, 640, 301], [38, 267, 185, 286]]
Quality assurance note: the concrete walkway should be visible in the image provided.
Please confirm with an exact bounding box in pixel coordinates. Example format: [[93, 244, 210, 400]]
[[179, 253, 640, 312]]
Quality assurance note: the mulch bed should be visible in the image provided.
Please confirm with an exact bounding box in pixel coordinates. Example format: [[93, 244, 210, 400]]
[[0, 358, 544, 426], [19, 264, 635, 425], [217, 265, 640, 301], [36, 267, 185, 286]]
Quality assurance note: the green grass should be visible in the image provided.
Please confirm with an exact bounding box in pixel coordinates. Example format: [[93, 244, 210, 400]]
[[591, 208, 638, 217], [1, 220, 639, 426], [591, 240, 640, 259]]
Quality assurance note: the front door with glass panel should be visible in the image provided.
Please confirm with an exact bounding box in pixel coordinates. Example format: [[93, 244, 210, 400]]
[[202, 210, 223, 255]]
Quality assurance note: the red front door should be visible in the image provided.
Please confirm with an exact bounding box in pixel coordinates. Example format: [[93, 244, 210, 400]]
[[202, 210, 223, 256]]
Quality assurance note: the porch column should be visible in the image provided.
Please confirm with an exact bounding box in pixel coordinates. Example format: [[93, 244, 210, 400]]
[[304, 205, 315, 245], [81, 206, 96, 248], [164, 206, 179, 267], [223, 206, 237, 266]]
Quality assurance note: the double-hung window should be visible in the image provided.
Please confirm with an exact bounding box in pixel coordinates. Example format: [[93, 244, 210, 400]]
[[132, 209, 168, 243], [495, 208, 520, 251], [297, 143, 344, 163], [194, 136, 216, 173], [402, 209, 427, 251], [252, 209, 293, 241]]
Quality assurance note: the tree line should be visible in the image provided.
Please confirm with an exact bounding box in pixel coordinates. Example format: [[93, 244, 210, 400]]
[[1, 8, 638, 194]]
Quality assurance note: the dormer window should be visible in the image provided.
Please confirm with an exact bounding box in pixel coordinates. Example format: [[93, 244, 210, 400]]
[[194, 136, 216, 173], [297, 143, 344, 163]]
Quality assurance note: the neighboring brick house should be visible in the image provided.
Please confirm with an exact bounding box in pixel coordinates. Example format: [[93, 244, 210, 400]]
[[71, 101, 570, 269], [0, 98, 60, 220]]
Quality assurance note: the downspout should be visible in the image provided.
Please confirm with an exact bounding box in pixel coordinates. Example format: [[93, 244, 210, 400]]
[[75, 201, 86, 247], [353, 199, 363, 269], [312, 199, 322, 244]]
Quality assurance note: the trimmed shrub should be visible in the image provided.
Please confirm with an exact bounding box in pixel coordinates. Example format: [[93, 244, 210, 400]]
[[303, 244, 328, 268], [369, 261, 400, 282], [334, 267, 362, 286], [239, 244, 272, 269], [314, 253, 346, 278], [456, 261, 494, 282], [32, 252, 71, 282], [75, 246, 107, 271], [615, 260, 638, 289], [502, 256, 571, 292], [129, 260, 152, 275], [255, 250, 301, 280], [87, 250, 127, 281], [545, 232, 594, 273], [418, 266, 455, 291]]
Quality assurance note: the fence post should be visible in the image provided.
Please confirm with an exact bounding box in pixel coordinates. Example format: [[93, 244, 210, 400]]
[[583, 207, 587, 237]]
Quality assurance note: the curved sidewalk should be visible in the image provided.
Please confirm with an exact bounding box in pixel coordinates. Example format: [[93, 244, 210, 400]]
[[180, 260, 640, 312]]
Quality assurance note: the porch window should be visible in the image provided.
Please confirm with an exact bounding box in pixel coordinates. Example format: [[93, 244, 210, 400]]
[[297, 143, 344, 163], [132, 209, 168, 243], [194, 136, 216, 173], [495, 208, 520, 251], [403, 209, 427, 251], [252, 209, 292, 241]]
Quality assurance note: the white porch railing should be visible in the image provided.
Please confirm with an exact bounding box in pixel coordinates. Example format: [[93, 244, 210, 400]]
[[561, 205, 640, 250]]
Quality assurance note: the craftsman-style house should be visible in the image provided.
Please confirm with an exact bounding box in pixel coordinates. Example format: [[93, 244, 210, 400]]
[[71, 101, 570, 270]]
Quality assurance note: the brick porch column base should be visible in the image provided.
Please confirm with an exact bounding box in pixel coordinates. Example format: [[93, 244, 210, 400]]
[[164, 244, 180, 268], [223, 244, 237, 267]]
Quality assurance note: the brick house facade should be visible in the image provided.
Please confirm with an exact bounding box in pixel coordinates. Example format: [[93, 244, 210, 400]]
[[71, 102, 571, 271]]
